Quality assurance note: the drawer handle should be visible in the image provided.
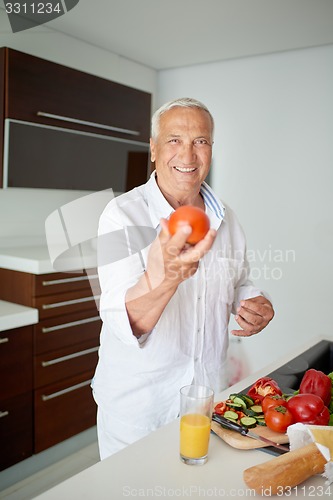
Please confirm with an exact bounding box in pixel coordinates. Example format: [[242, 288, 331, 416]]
[[42, 295, 100, 310], [42, 379, 92, 401], [42, 274, 98, 286], [41, 346, 99, 367], [0, 410, 9, 418], [37, 111, 140, 137], [42, 316, 100, 333], [0, 337, 9, 344]]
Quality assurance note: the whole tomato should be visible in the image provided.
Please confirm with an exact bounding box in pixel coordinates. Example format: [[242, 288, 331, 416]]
[[262, 395, 287, 414], [265, 405, 294, 433], [168, 206, 210, 245], [287, 393, 330, 425]]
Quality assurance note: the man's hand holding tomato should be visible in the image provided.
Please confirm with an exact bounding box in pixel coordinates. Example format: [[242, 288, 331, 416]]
[[231, 295, 274, 337], [145, 217, 216, 291]]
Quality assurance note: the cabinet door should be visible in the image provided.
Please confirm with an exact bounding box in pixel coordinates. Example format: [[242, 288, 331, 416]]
[[34, 270, 99, 296], [0, 326, 33, 399], [5, 48, 151, 142], [33, 288, 100, 320], [35, 309, 101, 355], [34, 337, 99, 389], [34, 371, 96, 453], [0, 392, 33, 471]]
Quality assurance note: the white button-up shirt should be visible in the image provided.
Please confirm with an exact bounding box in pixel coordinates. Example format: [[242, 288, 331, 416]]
[[92, 172, 263, 437]]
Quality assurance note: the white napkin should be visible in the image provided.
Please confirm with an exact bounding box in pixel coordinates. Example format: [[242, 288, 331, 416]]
[[287, 423, 333, 484]]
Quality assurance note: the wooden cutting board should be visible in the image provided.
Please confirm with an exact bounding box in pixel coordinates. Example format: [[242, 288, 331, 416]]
[[211, 421, 289, 450]]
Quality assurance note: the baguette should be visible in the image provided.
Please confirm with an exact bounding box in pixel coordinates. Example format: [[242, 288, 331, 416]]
[[243, 442, 327, 495]]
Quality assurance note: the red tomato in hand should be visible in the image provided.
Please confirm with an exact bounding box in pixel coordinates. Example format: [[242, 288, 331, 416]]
[[265, 405, 294, 433], [168, 206, 210, 245], [262, 395, 287, 414]]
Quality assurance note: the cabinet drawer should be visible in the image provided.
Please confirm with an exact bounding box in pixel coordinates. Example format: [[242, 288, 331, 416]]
[[6, 49, 151, 143], [0, 326, 33, 399], [34, 339, 99, 388], [34, 271, 99, 297], [34, 371, 96, 453], [0, 392, 33, 471], [33, 288, 100, 320], [35, 309, 101, 355]]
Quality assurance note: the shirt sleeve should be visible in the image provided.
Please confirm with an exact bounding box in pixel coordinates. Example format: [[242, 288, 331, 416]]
[[232, 250, 273, 314], [97, 203, 150, 347]]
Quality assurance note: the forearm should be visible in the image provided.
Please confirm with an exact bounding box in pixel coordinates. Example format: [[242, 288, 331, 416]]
[[125, 272, 178, 337]]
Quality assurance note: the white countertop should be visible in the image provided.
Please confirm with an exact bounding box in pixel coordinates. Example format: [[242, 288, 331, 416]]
[[0, 244, 97, 274], [34, 335, 333, 499], [0, 300, 38, 332], [0, 245, 54, 274]]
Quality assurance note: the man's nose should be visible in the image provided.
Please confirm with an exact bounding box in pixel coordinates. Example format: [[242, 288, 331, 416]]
[[178, 143, 196, 163]]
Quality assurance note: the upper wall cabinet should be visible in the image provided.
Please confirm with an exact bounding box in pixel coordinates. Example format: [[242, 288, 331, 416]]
[[0, 48, 152, 191]]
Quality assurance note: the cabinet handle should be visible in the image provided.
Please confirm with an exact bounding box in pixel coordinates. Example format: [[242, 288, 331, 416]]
[[42, 379, 92, 401], [42, 274, 98, 286], [0, 337, 9, 344], [37, 111, 140, 137], [42, 295, 99, 310], [41, 346, 99, 367], [0, 410, 9, 418], [42, 315, 100, 333]]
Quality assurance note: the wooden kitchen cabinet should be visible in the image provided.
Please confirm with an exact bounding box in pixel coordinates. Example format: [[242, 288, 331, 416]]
[[0, 267, 101, 455], [0, 47, 151, 189], [2, 48, 151, 141], [0, 326, 33, 470]]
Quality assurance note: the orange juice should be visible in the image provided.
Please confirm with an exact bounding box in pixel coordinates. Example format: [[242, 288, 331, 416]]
[[180, 413, 211, 458]]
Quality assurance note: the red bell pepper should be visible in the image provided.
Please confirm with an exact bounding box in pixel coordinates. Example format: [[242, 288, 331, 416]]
[[287, 393, 330, 425], [299, 368, 332, 406], [247, 377, 282, 402]]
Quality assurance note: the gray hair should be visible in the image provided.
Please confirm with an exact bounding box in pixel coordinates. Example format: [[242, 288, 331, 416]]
[[151, 97, 214, 140]]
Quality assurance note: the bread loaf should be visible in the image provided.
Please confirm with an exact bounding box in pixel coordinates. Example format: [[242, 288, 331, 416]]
[[243, 443, 327, 495]]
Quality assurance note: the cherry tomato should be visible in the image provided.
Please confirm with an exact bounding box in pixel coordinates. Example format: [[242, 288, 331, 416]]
[[265, 405, 294, 433], [168, 205, 210, 245], [262, 395, 287, 414]]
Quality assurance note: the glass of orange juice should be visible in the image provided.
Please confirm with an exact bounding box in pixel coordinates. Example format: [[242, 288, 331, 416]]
[[179, 385, 214, 465]]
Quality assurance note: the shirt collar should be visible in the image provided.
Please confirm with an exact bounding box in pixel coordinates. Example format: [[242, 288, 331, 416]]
[[145, 171, 174, 229], [145, 171, 225, 230]]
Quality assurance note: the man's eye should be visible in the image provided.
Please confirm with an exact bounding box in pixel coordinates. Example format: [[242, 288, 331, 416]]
[[195, 139, 209, 145], [169, 139, 179, 144]]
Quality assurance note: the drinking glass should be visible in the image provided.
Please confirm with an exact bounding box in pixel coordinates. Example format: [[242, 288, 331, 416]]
[[179, 384, 214, 465]]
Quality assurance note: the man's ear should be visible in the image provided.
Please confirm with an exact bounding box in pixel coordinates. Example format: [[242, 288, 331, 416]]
[[150, 138, 156, 163]]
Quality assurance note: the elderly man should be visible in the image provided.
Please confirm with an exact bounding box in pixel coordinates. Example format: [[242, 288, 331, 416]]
[[92, 97, 274, 459]]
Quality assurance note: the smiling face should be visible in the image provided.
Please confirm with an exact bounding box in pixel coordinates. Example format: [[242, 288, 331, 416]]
[[150, 106, 213, 208]]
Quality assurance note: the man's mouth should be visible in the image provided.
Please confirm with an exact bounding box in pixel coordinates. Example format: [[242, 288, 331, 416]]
[[174, 167, 197, 173]]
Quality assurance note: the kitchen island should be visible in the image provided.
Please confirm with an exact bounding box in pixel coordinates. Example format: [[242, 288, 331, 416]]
[[34, 335, 333, 499]]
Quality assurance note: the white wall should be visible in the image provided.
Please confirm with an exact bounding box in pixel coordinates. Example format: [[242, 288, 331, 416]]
[[157, 45, 333, 374], [0, 10, 157, 245]]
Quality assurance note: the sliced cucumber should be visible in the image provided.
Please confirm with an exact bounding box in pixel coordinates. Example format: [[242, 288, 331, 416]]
[[223, 410, 239, 420], [255, 417, 267, 426], [232, 397, 247, 410], [229, 394, 238, 401], [239, 394, 255, 407], [240, 416, 257, 428], [244, 408, 258, 417], [251, 405, 263, 415], [227, 402, 244, 410]]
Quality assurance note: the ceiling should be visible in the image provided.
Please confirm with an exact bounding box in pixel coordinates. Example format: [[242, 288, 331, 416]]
[[6, 0, 333, 70], [46, 0, 333, 70]]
